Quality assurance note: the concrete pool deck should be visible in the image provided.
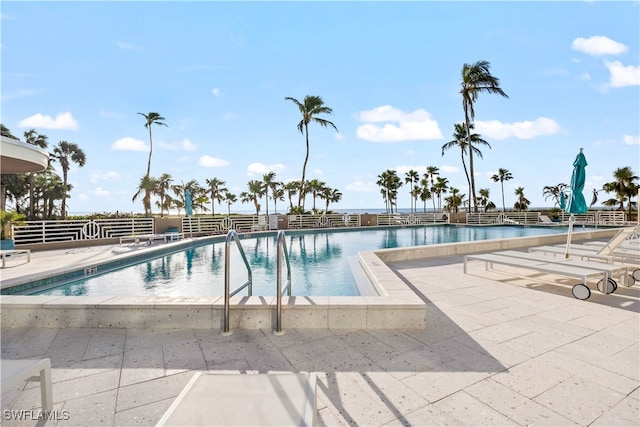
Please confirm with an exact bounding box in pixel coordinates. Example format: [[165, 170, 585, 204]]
[[1, 228, 639, 425]]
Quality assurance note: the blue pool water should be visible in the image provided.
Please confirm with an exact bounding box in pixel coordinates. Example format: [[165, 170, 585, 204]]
[[29, 225, 570, 297]]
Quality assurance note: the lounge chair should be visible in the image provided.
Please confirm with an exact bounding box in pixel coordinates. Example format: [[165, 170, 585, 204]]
[[1, 358, 53, 411], [464, 252, 615, 300], [0, 249, 31, 268], [495, 250, 631, 288], [538, 215, 559, 225], [157, 373, 317, 426]]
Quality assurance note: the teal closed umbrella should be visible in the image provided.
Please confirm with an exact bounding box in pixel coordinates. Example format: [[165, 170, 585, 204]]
[[185, 190, 193, 217], [563, 148, 588, 258]]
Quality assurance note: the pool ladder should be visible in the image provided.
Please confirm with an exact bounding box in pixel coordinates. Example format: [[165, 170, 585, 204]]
[[222, 230, 292, 336]]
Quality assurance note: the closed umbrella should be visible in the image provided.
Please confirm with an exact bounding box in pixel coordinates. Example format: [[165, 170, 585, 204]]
[[561, 148, 588, 258], [185, 189, 193, 217]]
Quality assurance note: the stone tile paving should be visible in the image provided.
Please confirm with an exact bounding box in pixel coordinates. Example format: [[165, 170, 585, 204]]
[[1, 253, 639, 426]]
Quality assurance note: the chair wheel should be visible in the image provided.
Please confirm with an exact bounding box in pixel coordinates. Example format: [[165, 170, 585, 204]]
[[572, 283, 591, 300], [596, 278, 617, 294], [626, 274, 636, 287], [633, 269, 640, 282]]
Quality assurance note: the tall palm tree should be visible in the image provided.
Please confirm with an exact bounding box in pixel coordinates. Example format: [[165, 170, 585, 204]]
[[285, 95, 338, 208], [271, 187, 285, 214], [404, 170, 419, 213], [205, 177, 227, 216], [444, 187, 465, 213], [419, 178, 432, 213], [376, 170, 403, 214], [478, 188, 495, 213], [23, 129, 49, 219], [52, 140, 86, 218], [460, 60, 508, 212], [442, 123, 490, 196], [491, 168, 513, 212], [138, 112, 167, 217], [513, 187, 530, 211], [138, 112, 167, 177]]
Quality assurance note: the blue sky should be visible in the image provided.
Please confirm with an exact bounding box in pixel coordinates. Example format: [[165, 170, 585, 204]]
[[2, 1, 639, 214]]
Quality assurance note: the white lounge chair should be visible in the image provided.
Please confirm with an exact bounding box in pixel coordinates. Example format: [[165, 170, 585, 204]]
[[538, 215, 559, 225], [157, 373, 317, 426], [1, 358, 53, 411], [464, 252, 614, 300], [0, 249, 31, 268]]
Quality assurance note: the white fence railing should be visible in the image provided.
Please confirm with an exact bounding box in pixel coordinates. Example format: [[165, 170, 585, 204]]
[[13, 218, 154, 244], [377, 212, 449, 226], [466, 212, 541, 225]]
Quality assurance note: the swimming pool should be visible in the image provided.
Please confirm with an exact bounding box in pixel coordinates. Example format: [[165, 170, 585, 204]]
[[25, 225, 571, 297]]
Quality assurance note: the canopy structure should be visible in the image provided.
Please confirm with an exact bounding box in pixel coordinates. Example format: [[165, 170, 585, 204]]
[[0, 135, 49, 174]]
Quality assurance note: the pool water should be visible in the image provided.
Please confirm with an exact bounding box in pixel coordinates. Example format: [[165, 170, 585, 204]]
[[31, 225, 570, 297]]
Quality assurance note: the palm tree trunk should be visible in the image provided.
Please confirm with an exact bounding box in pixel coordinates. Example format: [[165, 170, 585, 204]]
[[463, 111, 477, 213], [501, 183, 506, 212], [299, 124, 310, 209]]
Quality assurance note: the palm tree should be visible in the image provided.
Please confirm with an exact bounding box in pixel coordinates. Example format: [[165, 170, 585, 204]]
[[283, 181, 299, 212], [262, 172, 277, 216], [241, 180, 265, 216], [433, 176, 449, 211], [23, 129, 49, 219], [419, 178, 432, 213], [491, 168, 513, 212], [602, 166, 639, 214], [404, 170, 419, 213], [442, 123, 490, 196], [320, 187, 342, 213], [271, 187, 285, 214], [444, 187, 465, 213], [513, 187, 531, 211], [424, 166, 439, 212], [460, 60, 508, 212], [52, 140, 86, 218], [224, 192, 237, 216], [138, 112, 167, 177], [205, 177, 227, 216], [478, 188, 495, 212], [376, 170, 403, 214], [542, 183, 568, 208], [285, 95, 338, 208], [132, 175, 158, 215], [155, 173, 174, 217], [307, 179, 326, 214]]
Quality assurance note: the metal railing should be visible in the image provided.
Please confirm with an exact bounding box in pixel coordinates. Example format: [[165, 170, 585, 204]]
[[13, 218, 154, 244], [222, 230, 253, 336], [466, 212, 541, 225], [274, 230, 292, 335], [377, 212, 449, 226]]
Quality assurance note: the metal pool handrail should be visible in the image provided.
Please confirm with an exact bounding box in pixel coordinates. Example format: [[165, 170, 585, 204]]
[[222, 230, 252, 335], [274, 230, 292, 335]]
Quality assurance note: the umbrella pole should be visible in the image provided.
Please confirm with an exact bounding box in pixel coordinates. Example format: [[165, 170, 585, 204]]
[[565, 214, 575, 259]]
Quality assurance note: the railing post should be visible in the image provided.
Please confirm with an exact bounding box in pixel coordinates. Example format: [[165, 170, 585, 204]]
[[222, 230, 234, 336], [274, 230, 291, 336]]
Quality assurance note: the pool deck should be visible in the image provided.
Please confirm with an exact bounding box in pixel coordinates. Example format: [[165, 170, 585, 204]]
[[1, 232, 639, 426]]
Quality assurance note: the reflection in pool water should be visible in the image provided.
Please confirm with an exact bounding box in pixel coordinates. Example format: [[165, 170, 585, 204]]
[[32, 225, 570, 297]]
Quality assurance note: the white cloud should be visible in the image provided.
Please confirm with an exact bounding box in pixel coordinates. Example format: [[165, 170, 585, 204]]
[[223, 113, 238, 120], [335, 133, 345, 140], [117, 41, 143, 50], [474, 117, 561, 140], [177, 156, 192, 163], [89, 171, 121, 184], [395, 165, 427, 175], [199, 155, 230, 167], [571, 36, 627, 56], [246, 162, 285, 176], [440, 165, 459, 174], [356, 105, 443, 142], [18, 112, 79, 130], [605, 61, 640, 88], [111, 137, 148, 151], [1, 89, 42, 101], [212, 88, 221, 96], [345, 180, 376, 192], [623, 135, 640, 145], [95, 187, 111, 197], [181, 139, 198, 151]]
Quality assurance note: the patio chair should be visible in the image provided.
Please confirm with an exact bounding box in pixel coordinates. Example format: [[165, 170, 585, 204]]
[[1, 358, 53, 411], [538, 215, 558, 225]]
